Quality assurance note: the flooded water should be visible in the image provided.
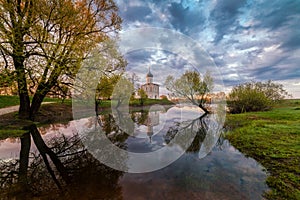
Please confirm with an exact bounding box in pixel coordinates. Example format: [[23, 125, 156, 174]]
[[0, 105, 269, 199]]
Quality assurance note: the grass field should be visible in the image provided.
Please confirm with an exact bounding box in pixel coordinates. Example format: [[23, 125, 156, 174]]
[[0, 95, 173, 109], [0, 95, 71, 109], [225, 99, 300, 200], [0, 95, 20, 108]]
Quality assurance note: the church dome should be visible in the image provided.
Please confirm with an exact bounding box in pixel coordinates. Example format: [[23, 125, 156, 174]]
[[146, 67, 153, 77], [146, 71, 153, 77]]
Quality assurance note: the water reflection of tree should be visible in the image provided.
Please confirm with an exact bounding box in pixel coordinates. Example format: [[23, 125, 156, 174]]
[[164, 114, 224, 154], [131, 110, 149, 125], [97, 113, 129, 149], [0, 124, 124, 199]]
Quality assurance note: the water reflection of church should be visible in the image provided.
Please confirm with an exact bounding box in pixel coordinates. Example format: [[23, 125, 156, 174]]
[[143, 111, 160, 142], [132, 109, 161, 142]]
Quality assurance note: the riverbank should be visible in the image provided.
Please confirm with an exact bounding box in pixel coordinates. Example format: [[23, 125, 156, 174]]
[[0, 103, 73, 139], [225, 99, 300, 200], [0, 98, 174, 139]]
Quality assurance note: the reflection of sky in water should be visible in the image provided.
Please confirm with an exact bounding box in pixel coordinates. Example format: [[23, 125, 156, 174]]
[[0, 118, 90, 160], [0, 105, 269, 199], [0, 106, 205, 157], [120, 140, 269, 200], [127, 105, 204, 153], [0, 137, 21, 159]]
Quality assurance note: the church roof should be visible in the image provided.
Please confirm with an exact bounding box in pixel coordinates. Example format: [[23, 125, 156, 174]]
[[141, 83, 159, 86], [146, 71, 153, 77], [146, 67, 153, 77]]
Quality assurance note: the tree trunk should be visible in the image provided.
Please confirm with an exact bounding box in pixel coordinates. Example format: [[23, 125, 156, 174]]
[[11, 19, 31, 119], [30, 81, 53, 120], [13, 57, 31, 119], [30, 124, 70, 184], [30, 92, 47, 120], [18, 131, 31, 190], [199, 103, 210, 114]]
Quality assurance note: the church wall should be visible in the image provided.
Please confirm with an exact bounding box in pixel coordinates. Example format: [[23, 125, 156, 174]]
[[141, 84, 159, 99]]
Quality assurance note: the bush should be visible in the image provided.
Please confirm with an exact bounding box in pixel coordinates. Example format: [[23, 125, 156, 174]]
[[160, 95, 168, 100], [228, 80, 289, 113]]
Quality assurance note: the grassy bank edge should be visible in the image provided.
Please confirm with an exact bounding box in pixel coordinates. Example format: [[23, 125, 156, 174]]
[[224, 101, 300, 200]]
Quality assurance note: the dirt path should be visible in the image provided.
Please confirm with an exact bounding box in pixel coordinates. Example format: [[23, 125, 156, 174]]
[[0, 102, 54, 116]]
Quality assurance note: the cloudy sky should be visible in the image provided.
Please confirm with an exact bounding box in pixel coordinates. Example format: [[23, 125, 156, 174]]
[[115, 0, 300, 97]]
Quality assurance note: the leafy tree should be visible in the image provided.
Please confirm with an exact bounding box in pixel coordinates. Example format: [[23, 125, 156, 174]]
[[96, 74, 121, 100], [111, 77, 134, 108], [0, 0, 122, 120], [0, 70, 17, 94], [228, 80, 290, 113], [165, 70, 213, 114], [254, 80, 290, 101], [127, 72, 140, 102], [95, 73, 122, 113], [137, 88, 148, 106], [128, 72, 140, 90]]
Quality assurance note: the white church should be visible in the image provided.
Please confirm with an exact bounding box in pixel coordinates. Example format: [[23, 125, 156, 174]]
[[140, 67, 159, 99]]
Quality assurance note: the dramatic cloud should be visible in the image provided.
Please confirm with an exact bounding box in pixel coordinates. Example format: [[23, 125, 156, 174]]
[[116, 0, 300, 97]]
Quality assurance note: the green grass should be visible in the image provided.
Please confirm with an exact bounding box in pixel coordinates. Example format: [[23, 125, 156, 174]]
[[43, 97, 72, 104], [225, 100, 300, 200], [275, 99, 300, 107], [97, 100, 112, 108], [0, 114, 34, 140], [0, 95, 172, 109], [129, 98, 174, 106], [0, 101, 72, 139], [0, 95, 71, 108], [0, 129, 27, 140], [0, 95, 20, 108], [96, 98, 174, 109]]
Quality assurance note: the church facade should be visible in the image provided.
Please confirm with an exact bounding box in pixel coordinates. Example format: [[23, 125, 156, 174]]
[[141, 67, 159, 99]]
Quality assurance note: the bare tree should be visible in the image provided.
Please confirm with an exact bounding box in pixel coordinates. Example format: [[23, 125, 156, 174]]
[[165, 70, 213, 114]]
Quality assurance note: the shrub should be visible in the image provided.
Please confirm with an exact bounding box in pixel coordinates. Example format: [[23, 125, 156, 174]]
[[160, 95, 168, 100], [228, 80, 289, 113]]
